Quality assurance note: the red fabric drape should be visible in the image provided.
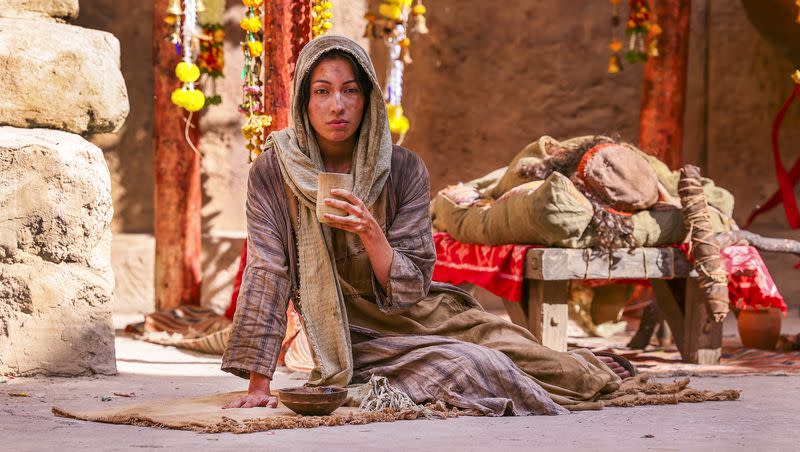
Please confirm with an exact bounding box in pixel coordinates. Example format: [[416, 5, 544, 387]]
[[744, 84, 800, 229], [224, 240, 248, 320]]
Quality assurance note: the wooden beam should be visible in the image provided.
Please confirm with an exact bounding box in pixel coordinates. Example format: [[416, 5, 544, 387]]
[[153, 0, 202, 310], [524, 247, 694, 281], [638, 0, 692, 170]]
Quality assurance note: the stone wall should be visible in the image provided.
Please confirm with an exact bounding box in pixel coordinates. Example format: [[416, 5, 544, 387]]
[[0, 0, 128, 375]]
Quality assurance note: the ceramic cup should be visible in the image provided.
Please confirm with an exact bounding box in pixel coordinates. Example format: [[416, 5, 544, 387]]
[[316, 172, 354, 224]]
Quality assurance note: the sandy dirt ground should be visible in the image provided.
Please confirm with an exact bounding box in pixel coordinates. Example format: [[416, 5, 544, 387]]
[[2, 315, 799, 452]]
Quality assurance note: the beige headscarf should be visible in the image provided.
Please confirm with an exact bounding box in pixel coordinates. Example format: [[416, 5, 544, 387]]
[[267, 35, 393, 387]]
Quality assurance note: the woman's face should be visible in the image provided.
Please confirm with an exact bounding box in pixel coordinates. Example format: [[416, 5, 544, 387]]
[[307, 57, 366, 148]]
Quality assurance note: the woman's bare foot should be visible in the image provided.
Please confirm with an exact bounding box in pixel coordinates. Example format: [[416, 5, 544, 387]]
[[598, 355, 632, 379]]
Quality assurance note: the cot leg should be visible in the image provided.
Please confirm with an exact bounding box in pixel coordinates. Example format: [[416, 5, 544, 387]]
[[653, 279, 722, 364], [683, 278, 723, 365], [527, 280, 569, 351]]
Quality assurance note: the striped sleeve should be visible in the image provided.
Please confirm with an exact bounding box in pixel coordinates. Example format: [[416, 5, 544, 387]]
[[221, 154, 291, 380], [373, 149, 435, 314]]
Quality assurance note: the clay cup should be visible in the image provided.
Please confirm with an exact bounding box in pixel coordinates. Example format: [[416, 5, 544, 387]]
[[316, 172, 354, 224]]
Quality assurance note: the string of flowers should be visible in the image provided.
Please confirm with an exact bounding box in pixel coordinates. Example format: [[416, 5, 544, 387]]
[[240, 0, 272, 160], [607, 0, 661, 73], [198, 0, 226, 105], [311, 0, 333, 38], [625, 0, 660, 63], [364, 0, 428, 143], [608, 0, 623, 73], [169, 0, 206, 112]]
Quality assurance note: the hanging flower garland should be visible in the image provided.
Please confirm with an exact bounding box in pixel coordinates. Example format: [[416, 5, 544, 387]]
[[239, 0, 271, 160], [168, 0, 207, 112], [607, 0, 623, 73], [311, 1, 333, 38], [625, 0, 651, 63], [607, 0, 660, 73], [198, 0, 226, 106], [364, 0, 428, 143]]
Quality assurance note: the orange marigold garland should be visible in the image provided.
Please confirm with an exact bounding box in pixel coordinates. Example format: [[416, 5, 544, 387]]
[[607, 0, 660, 73], [624, 0, 658, 63]]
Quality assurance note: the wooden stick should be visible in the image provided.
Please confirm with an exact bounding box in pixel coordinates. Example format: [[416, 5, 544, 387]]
[[678, 165, 729, 322], [715, 230, 800, 256]]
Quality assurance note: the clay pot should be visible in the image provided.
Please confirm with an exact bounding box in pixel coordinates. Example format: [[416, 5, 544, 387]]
[[737, 308, 782, 350]]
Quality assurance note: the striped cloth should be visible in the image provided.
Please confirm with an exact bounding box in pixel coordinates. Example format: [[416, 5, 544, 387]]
[[126, 305, 314, 373]]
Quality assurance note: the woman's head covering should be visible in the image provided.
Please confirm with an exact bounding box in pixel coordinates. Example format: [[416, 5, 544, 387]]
[[266, 36, 392, 388], [272, 34, 393, 211]]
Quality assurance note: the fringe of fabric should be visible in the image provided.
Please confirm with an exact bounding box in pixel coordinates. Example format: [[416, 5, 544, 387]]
[[200, 407, 459, 434], [356, 376, 449, 420], [53, 406, 457, 435], [565, 373, 741, 411]]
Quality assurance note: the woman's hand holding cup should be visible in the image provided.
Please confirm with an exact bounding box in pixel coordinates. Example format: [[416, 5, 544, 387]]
[[323, 188, 379, 238]]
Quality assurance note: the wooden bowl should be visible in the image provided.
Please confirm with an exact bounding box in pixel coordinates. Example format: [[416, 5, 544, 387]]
[[278, 386, 348, 416]]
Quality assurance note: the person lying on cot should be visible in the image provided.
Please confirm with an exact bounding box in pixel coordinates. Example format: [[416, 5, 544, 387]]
[[220, 35, 633, 414]]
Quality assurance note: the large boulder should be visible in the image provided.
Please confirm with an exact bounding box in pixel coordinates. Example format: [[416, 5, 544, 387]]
[[0, 18, 129, 135], [0, 259, 115, 376], [0, 127, 113, 268], [0, 0, 79, 21], [0, 127, 115, 376]]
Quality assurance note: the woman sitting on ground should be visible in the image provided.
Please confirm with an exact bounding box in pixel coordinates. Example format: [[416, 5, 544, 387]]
[[221, 35, 631, 415]]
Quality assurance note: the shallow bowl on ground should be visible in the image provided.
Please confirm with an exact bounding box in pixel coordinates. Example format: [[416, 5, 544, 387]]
[[278, 386, 348, 416]]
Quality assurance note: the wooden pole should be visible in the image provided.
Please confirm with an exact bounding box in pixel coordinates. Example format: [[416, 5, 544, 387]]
[[153, 0, 202, 310], [263, 0, 306, 132], [638, 0, 691, 170]]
